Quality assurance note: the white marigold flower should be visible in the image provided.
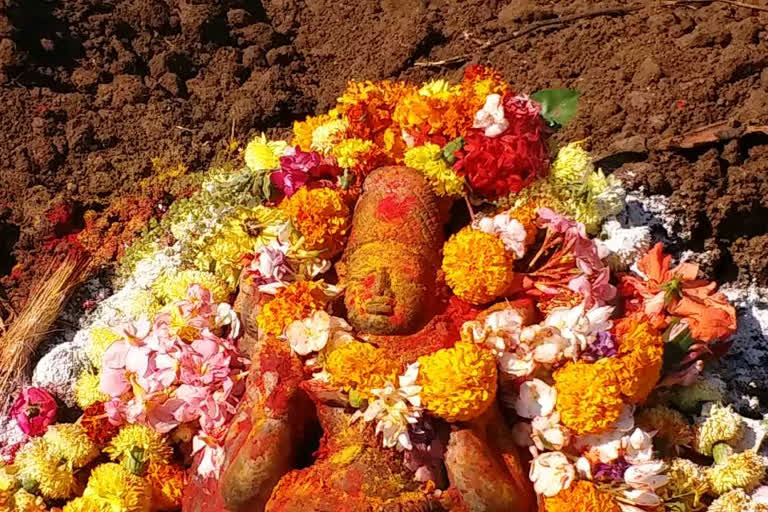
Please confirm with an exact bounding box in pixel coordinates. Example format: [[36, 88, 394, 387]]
[[472, 94, 509, 137]]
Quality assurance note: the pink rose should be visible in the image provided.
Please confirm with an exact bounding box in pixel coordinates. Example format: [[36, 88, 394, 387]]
[[11, 387, 57, 437]]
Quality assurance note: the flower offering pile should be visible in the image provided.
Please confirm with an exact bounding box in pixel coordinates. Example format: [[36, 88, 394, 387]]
[[0, 66, 760, 512]]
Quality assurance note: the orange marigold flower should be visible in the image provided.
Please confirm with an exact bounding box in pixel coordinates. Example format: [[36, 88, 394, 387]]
[[461, 64, 511, 112], [80, 402, 120, 444], [256, 280, 331, 336], [280, 187, 351, 258], [392, 80, 474, 146], [607, 316, 664, 404], [292, 112, 334, 151], [145, 462, 186, 511], [442, 227, 515, 305], [553, 359, 625, 436], [324, 340, 399, 399], [544, 481, 621, 512]]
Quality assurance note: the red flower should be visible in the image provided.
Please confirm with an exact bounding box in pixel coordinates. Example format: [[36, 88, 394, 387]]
[[453, 94, 549, 199], [10, 387, 57, 437]]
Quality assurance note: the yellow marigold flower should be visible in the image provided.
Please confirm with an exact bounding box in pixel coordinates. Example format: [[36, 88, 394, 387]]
[[105, 425, 173, 471], [442, 227, 515, 305], [43, 423, 99, 468], [553, 359, 625, 435], [325, 340, 399, 399], [636, 405, 693, 453], [311, 116, 349, 155], [659, 458, 709, 511], [544, 480, 621, 512], [330, 138, 373, 169], [145, 462, 186, 511], [709, 450, 767, 496], [63, 496, 113, 512], [417, 342, 497, 422], [609, 317, 664, 404], [256, 280, 331, 336], [393, 88, 470, 142], [403, 144, 466, 197], [280, 187, 350, 258], [0, 464, 17, 493], [15, 438, 77, 499], [152, 269, 230, 304], [244, 133, 287, 171], [293, 112, 333, 151], [694, 403, 744, 456], [13, 489, 46, 512], [83, 463, 151, 512], [74, 371, 110, 409], [88, 326, 122, 369]]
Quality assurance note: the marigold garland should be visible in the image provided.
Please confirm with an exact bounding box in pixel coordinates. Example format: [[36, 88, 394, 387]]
[[417, 341, 497, 422], [324, 340, 399, 399], [256, 280, 331, 336], [608, 316, 664, 404], [145, 461, 186, 511]]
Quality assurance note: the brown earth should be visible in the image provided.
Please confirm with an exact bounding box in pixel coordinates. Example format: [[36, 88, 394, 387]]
[[1, 0, 767, 309]]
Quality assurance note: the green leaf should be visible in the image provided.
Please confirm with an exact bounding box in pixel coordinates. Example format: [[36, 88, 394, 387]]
[[441, 137, 464, 165], [530, 89, 580, 127]]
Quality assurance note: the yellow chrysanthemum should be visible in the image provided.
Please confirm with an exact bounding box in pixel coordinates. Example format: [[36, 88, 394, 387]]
[[709, 450, 767, 496], [105, 425, 173, 471], [417, 342, 497, 422], [256, 280, 331, 336], [152, 269, 230, 304], [418, 79, 461, 100], [403, 144, 465, 197], [694, 404, 744, 456], [544, 480, 621, 512], [87, 326, 122, 369], [608, 317, 664, 404], [75, 371, 110, 409], [553, 359, 625, 435], [708, 489, 763, 512], [659, 458, 709, 511], [324, 340, 399, 400], [280, 187, 350, 258], [636, 406, 693, 453], [293, 112, 334, 151], [13, 489, 46, 512], [15, 438, 77, 499], [118, 289, 162, 320], [63, 496, 113, 512], [244, 133, 287, 171], [43, 423, 99, 468], [145, 462, 186, 511], [311, 116, 350, 155], [195, 205, 289, 288], [330, 138, 374, 169], [549, 141, 594, 188], [442, 227, 515, 305], [83, 463, 151, 512]]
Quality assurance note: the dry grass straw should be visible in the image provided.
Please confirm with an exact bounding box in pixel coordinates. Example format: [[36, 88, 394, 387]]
[[0, 253, 89, 411]]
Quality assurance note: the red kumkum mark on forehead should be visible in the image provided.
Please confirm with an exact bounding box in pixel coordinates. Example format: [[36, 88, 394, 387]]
[[375, 193, 417, 223]]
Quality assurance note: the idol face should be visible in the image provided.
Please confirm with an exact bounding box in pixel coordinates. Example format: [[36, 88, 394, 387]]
[[344, 242, 434, 335]]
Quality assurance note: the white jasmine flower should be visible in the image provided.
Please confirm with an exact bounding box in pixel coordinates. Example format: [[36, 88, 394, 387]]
[[473, 210, 527, 258], [286, 311, 350, 356], [473, 94, 509, 137], [576, 456, 592, 479], [515, 379, 556, 419], [463, 307, 523, 355], [529, 451, 575, 497], [358, 363, 422, 451]]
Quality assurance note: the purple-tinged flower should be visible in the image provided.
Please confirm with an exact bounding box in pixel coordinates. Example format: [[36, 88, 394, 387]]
[[582, 331, 618, 362], [593, 457, 630, 483]]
